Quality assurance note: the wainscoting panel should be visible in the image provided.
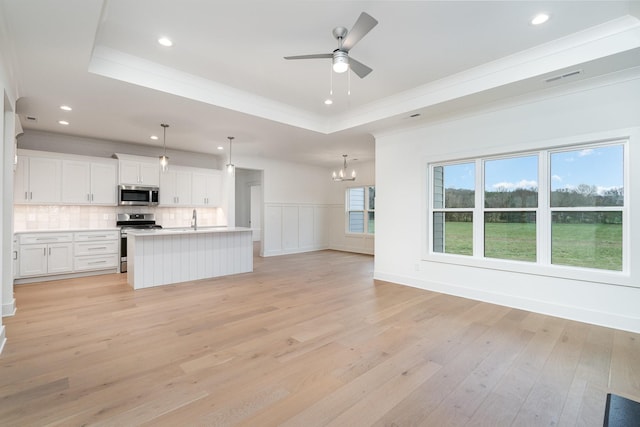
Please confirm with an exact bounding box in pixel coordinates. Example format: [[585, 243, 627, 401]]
[[263, 203, 330, 256], [282, 206, 300, 251], [264, 205, 283, 254]]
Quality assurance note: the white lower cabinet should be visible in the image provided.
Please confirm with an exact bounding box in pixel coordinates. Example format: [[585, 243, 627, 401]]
[[18, 233, 74, 277], [15, 230, 119, 280], [73, 231, 119, 272]]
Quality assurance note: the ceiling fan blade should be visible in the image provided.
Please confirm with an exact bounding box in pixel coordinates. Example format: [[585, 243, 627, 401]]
[[284, 53, 332, 60], [341, 12, 378, 52], [349, 57, 373, 78]]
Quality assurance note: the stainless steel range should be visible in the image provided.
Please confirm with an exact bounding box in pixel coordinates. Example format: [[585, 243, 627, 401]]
[[117, 213, 162, 272]]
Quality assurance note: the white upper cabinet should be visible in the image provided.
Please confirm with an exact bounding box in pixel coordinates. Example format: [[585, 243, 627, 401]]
[[192, 169, 222, 206], [14, 155, 62, 204], [116, 154, 160, 186], [62, 159, 117, 205], [90, 162, 118, 204], [159, 167, 192, 206]]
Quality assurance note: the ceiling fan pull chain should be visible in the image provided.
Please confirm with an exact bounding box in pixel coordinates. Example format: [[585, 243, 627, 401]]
[[330, 61, 333, 95], [348, 69, 351, 96]]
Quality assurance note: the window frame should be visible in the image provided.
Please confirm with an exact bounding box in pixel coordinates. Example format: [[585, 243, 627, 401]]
[[425, 138, 630, 285], [346, 185, 375, 235]]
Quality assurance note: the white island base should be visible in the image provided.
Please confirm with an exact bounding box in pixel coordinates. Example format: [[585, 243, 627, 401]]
[[126, 227, 253, 289]]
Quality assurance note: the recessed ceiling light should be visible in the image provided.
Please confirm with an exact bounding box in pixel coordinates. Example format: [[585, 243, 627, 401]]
[[324, 99, 333, 105], [58, 120, 69, 125], [60, 105, 72, 111], [150, 135, 159, 140], [531, 13, 550, 25], [217, 146, 224, 150], [158, 37, 173, 47]]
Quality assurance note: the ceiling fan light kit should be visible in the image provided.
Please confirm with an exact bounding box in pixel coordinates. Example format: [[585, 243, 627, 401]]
[[332, 51, 349, 73]]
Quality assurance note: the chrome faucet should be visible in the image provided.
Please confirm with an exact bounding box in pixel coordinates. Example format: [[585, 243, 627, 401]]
[[191, 209, 197, 230]]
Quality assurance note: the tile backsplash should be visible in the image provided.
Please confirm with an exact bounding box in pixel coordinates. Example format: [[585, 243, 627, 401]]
[[14, 205, 225, 231]]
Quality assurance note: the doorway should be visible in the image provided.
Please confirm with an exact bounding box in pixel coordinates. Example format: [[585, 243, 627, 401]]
[[234, 168, 263, 252]]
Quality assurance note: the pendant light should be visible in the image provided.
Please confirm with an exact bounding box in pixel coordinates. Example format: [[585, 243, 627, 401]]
[[159, 123, 169, 172], [332, 154, 356, 181], [226, 136, 235, 175]]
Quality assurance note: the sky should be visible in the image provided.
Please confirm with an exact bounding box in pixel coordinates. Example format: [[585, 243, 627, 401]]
[[443, 145, 623, 194]]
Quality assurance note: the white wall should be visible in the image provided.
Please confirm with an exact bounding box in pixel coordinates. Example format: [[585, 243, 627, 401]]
[[374, 70, 640, 333], [0, 14, 19, 351]]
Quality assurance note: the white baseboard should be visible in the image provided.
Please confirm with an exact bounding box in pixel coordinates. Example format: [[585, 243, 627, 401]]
[[263, 245, 329, 257], [2, 297, 16, 317], [0, 325, 6, 355], [14, 268, 119, 285], [329, 244, 374, 255], [374, 271, 640, 334]]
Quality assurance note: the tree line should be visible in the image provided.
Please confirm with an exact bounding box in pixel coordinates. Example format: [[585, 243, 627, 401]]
[[440, 185, 623, 224]]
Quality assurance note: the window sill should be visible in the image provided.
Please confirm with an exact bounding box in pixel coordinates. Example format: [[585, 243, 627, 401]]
[[345, 233, 375, 240], [421, 253, 633, 288]]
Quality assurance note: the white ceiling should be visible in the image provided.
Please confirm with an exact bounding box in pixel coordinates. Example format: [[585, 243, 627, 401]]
[[2, 1, 640, 168]]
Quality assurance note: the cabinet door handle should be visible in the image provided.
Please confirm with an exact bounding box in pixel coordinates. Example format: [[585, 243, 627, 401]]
[[13, 251, 17, 260], [87, 247, 107, 250], [30, 192, 33, 200], [88, 260, 107, 265], [91, 194, 94, 201], [43, 248, 46, 256], [48, 248, 51, 255], [24, 191, 27, 200], [87, 194, 91, 201]]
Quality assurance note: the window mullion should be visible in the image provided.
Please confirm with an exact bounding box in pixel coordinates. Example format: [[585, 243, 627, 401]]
[[474, 158, 484, 258], [538, 150, 550, 265]]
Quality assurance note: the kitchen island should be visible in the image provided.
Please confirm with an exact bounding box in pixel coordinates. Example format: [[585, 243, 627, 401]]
[[126, 227, 253, 289]]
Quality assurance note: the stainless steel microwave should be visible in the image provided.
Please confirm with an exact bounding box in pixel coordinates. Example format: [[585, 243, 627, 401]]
[[118, 185, 159, 206]]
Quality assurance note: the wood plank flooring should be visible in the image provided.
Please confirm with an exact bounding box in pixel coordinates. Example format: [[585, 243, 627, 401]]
[[1, 249, 639, 426]]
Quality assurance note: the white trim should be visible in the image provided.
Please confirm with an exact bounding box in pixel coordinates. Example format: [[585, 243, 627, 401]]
[[14, 268, 118, 285], [374, 271, 640, 334], [0, 325, 5, 355], [2, 296, 15, 317]]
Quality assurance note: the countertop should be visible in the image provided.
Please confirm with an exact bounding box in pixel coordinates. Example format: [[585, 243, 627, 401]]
[[14, 228, 119, 234], [126, 226, 252, 236]]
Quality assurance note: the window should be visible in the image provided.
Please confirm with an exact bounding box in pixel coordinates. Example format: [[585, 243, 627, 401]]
[[484, 155, 538, 262], [429, 141, 626, 272], [433, 163, 475, 255], [347, 186, 375, 234], [550, 145, 624, 270]]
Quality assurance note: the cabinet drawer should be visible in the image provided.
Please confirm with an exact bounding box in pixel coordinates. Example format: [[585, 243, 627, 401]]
[[74, 240, 118, 256], [74, 230, 119, 241], [19, 233, 73, 245], [74, 254, 118, 272]]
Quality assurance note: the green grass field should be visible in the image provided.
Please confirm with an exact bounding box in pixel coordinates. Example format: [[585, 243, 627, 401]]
[[441, 221, 622, 271]]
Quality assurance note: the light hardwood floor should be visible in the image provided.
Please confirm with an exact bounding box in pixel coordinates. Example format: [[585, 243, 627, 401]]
[[1, 249, 639, 426]]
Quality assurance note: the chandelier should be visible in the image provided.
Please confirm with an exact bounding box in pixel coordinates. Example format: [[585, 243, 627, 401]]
[[332, 154, 356, 181]]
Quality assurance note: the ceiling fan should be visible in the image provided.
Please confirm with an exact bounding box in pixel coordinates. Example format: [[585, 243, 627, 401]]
[[284, 12, 378, 78]]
